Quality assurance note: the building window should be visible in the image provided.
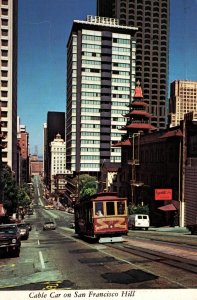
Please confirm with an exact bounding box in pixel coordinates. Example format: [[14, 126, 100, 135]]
[[1, 111, 7, 118], [1, 70, 8, 77], [1, 80, 7, 87], [1, 91, 8, 97], [1, 9, 8, 15], [1, 60, 8, 67], [1, 30, 8, 36], [1, 19, 8, 26], [1, 40, 8, 46], [1, 101, 7, 107], [1, 50, 8, 57]]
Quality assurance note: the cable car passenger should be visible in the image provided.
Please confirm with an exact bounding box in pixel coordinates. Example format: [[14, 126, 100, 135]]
[[95, 202, 104, 217], [117, 201, 125, 215]]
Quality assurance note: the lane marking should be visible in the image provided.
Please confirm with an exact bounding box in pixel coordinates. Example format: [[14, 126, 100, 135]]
[[38, 239, 40, 245], [39, 197, 44, 206], [39, 251, 45, 269]]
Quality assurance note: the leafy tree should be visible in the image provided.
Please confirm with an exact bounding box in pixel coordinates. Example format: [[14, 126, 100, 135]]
[[1, 165, 31, 214], [128, 203, 149, 215], [73, 174, 98, 198], [16, 186, 31, 208]]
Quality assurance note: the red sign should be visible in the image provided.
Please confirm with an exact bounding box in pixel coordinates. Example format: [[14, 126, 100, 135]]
[[155, 189, 172, 201]]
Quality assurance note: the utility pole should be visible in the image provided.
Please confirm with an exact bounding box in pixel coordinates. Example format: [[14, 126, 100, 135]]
[[129, 132, 143, 205]]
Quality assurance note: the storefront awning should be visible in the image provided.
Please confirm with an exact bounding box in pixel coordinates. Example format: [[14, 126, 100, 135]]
[[158, 203, 177, 211]]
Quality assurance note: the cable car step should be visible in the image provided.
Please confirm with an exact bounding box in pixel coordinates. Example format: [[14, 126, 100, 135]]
[[99, 236, 123, 243]]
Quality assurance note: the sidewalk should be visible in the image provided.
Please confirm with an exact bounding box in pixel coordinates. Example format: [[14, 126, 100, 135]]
[[148, 226, 190, 233]]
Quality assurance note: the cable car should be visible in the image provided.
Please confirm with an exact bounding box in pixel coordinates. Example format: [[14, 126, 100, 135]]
[[74, 191, 128, 243]]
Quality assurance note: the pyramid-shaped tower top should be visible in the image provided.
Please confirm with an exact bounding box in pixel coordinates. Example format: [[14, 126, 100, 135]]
[[133, 80, 143, 99]]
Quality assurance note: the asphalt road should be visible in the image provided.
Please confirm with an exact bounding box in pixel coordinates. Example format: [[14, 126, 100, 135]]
[[0, 176, 196, 291]]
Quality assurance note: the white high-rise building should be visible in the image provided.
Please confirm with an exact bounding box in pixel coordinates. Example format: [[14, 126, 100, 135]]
[[50, 133, 69, 193], [0, 0, 18, 173], [66, 16, 137, 174]]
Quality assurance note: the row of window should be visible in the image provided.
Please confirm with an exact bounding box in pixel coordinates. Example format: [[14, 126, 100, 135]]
[[81, 148, 99, 152], [81, 84, 131, 91], [82, 35, 101, 41], [113, 47, 131, 52], [81, 155, 100, 160], [81, 124, 100, 128], [80, 116, 123, 121], [80, 163, 99, 168], [82, 60, 101, 65], [82, 35, 132, 45]]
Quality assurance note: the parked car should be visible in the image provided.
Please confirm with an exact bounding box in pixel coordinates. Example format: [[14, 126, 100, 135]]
[[128, 214, 150, 230], [0, 224, 21, 257], [27, 208, 33, 215], [43, 220, 56, 231], [67, 207, 74, 214], [17, 223, 29, 240], [25, 222, 32, 231]]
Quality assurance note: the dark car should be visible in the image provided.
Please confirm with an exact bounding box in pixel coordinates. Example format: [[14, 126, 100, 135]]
[[25, 222, 32, 231], [43, 220, 56, 231], [27, 208, 33, 215], [0, 224, 21, 257], [17, 223, 29, 240]]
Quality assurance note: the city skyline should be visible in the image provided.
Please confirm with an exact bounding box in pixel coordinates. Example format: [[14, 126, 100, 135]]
[[18, 0, 197, 155]]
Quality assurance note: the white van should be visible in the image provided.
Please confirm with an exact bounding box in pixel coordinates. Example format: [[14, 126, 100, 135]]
[[128, 214, 150, 230]]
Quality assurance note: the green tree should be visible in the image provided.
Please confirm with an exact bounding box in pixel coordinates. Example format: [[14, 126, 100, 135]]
[[73, 174, 98, 198], [1, 165, 31, 214], [16, 186, 31, 208], [1, 166, 18, 213], [128, 203, 149, 215]]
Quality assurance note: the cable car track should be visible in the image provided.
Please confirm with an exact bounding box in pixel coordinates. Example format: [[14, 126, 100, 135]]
[[105, 241, 197, 274]]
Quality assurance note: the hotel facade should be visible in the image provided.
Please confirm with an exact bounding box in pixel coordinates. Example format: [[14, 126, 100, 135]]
[[66, 15, 137, 174]]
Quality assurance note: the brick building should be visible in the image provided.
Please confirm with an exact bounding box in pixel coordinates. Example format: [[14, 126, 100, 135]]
[[115, 116, 197, 227], [29, 154, 43, 177]]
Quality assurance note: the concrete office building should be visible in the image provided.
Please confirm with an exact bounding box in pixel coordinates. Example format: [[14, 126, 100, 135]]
[[66, 15, 137, 174], [169, 80, 197, 127], [0, 0, 18, 174], [97, 0, 169, 130]]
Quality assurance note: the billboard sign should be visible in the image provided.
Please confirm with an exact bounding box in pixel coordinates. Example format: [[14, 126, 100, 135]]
[[155, 189, 172, 201]]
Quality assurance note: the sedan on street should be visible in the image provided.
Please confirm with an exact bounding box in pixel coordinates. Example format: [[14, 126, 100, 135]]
[[43, 221, 56, 231]]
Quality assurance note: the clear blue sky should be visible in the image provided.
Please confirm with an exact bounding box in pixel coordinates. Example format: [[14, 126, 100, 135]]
[[18, 0, 197, 156]]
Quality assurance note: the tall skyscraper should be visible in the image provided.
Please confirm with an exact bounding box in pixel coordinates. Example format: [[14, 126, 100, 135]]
[[97, 0, 169, 130], [66, 15, 137, 174], [0, 0, 18, 173], [169, 80, 197, 127]]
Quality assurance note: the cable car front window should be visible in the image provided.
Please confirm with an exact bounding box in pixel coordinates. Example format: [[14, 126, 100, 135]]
[[95, 202, 104, 216], [106, 202, 115, 215]]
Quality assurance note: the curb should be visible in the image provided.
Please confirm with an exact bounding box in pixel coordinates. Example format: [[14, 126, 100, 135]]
[[148, 226, 189, 233]]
